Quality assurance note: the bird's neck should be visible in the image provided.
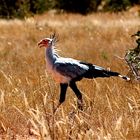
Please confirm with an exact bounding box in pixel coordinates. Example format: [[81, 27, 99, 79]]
[[45, 46, 59, 65]]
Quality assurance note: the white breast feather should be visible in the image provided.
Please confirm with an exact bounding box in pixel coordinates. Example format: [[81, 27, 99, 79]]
[[46, 59, 71, 83]]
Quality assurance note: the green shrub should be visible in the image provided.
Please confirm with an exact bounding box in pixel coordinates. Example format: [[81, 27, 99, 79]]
[[29, 0, 55, 14], [0, 0, 54, 18], [55, 0, 102, 14], [103, 0, 131, 12], [0, 0, 139, 18]]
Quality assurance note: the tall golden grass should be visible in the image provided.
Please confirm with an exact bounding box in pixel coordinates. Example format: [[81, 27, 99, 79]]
[[0, 11, 140, 139]]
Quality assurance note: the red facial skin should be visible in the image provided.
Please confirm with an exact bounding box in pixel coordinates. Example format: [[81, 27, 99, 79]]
[[38, 39, 49, 48]]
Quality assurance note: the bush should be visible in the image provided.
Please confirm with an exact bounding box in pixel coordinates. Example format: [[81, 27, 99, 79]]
[[103, 0, 131, 12], [0, 0, 139, 18], [0, 0, 55, 18], [55, 0, 140, 14], [0, 0, 16, 18], [0, 0, 30, 18], [129, 0, 140, 5], [55, 0, 102, 14], [29, 0, 55, 14]]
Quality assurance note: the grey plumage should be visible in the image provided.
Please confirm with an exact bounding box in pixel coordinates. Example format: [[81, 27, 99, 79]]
[[55, 58, 89, 79]]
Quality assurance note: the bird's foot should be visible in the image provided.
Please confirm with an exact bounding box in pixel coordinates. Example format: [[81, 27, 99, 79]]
[[53, 103, 61, 114], [77, 99, 83, 111]]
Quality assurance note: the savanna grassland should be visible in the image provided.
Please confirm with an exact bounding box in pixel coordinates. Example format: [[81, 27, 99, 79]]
[[0, 10, 140, 139]]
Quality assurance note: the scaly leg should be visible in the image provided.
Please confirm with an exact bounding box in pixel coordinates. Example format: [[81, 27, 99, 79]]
[[54, 83, 68, 113], [69, 82, 83, 110]]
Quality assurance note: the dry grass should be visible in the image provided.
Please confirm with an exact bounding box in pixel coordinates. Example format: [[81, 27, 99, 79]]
[[0, 11, 140, 139]]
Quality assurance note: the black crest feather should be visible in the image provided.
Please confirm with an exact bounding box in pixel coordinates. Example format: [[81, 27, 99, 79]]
[[50, 32, 59, 44]]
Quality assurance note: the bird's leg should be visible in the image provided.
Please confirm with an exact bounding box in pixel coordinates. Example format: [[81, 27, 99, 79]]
[[59, 83, 68, 105], [54, 83, 68, 113], [69, 82, 83, 110]]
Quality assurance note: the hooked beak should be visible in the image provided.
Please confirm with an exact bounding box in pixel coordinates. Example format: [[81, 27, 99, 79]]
[[38, 41, 43, 48], [131, 34, 137, 37], [131, 32, 140, 37]]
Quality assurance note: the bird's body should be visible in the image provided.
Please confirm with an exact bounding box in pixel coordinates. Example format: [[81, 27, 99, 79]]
[[45, 44, 121, 83], [38, 33, 130, 111]]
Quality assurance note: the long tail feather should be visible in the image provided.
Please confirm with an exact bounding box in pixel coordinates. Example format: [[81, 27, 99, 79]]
[[118, 74, 130, 81], [102, 70, 130, 81], [82, 63, 130, 81]]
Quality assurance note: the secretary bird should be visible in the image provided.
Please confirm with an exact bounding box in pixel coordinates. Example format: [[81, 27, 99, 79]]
[[38, 33, 130, 111]]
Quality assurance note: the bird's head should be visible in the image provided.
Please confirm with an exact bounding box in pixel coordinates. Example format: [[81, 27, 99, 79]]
[[38, 33, 58, 48], [38, 38, 53, 48]]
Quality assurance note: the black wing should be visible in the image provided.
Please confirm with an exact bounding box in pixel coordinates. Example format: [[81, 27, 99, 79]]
[[54, 58, 89, 79]]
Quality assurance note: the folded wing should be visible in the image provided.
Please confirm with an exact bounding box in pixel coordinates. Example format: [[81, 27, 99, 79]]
[[54, 58, 89, 79]]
